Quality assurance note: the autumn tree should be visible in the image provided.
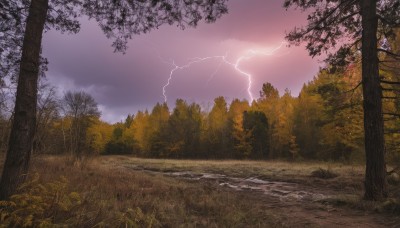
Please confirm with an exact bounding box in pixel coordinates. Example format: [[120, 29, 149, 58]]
[[284, 0, 400, 200], [104, 121, 136, 155], [0, 0, 229, 200], [256, 82, 280, 158], [147, 103, 170, 148], [293, 84, 324, 159], [168, 100, 202, 158], [86, 119, 113, 154], [204, 96, 229, 158], [272, 89, 296, 158], [319, 67, 364, 160], [380, 29, 400, 162], [294, 68, 364, 160], [102, 113, 139, 155], [228, 99, 251, 158], [129, 110, 150, 154], [62, 91, 100, 159]]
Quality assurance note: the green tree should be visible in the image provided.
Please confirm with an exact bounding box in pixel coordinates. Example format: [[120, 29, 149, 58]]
[[170, 100, 202, 158], [124, 114, 134, 129], [150, 99, 202, 158], [242, 111, 269, 159], [259, 82, 279, 100]]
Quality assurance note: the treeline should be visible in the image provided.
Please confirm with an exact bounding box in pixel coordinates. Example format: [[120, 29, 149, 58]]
[[103, 64, 399, 161], [1, 61, 398, 162]]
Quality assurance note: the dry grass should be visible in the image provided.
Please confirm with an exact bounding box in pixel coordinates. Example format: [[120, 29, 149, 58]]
[[104, 156, 400, 214], [107, 156, 366, 194], [12, 155, 283, 227], [1, 154, 400, 227]]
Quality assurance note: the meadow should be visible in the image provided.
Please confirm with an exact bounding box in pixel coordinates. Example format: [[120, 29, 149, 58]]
[[1, 155, 399, 227]]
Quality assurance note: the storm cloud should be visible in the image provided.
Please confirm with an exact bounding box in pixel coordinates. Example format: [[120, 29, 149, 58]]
[[42, 0, 323, 123]]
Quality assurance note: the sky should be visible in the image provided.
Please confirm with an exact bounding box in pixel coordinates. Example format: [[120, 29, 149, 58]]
[[42, 0, 324, 123]]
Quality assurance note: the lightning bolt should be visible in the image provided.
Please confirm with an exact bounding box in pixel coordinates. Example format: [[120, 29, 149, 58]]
[[162, 55, 226, 103], [162, 42, 287, 103]]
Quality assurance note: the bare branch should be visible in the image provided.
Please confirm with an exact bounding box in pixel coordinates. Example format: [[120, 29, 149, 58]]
[[382, 96, 398, 99], [383, 112, 400, 117], [382, 87, 400, 92], [378, 48, 400, 59], [344, 81, 362, 93], [381, 80, 400, 85]]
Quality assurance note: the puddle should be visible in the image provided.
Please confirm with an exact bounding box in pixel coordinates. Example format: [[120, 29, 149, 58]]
[[125, 165, 328, 202], [218, 177, 327, 201]]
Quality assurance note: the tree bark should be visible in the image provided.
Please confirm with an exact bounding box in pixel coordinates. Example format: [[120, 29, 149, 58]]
[[0, 0, 48, 200], [361, 0, 387, 200]]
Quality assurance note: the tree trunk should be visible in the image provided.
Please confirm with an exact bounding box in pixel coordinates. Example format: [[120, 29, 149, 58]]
[[361, 0, 387, 200], [0, 0, 49, 200]]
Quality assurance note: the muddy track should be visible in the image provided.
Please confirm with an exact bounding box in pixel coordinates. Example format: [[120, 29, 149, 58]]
[[123, 164, 399, 228]]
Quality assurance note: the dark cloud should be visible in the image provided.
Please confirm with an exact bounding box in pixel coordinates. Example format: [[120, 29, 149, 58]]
[[42, 1, 321, 123]]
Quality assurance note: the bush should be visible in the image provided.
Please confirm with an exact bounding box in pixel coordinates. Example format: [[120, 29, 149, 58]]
[[311, 168, 339, 179], [104, 140, 136, 155]]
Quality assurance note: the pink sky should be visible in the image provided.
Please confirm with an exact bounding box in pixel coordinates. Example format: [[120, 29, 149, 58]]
[[43, 0, 324, 123]]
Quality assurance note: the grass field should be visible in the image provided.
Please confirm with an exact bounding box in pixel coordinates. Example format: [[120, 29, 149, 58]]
[[107, 156, 366, 192], [1, 155, 399, 227]]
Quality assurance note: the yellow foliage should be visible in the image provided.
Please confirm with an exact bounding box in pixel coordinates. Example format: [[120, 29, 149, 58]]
[[0, 173, 81, 227], [0, 171, 158, 227], [86, 119, 114, 154], [112, 207, 159, 227]]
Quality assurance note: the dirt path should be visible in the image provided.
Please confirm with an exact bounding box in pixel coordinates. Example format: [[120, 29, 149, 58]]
[[122, 164, 399, 228]]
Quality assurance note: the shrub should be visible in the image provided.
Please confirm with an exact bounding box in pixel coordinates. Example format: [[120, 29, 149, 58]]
[[0, 172, 159, 227], [0, 173, 81, 227], [311, 168, 339, 179]]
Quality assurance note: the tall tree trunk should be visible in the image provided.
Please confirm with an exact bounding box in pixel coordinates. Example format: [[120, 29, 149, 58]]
[[0, 0, 49, 200], [361, 0, 387, 200]]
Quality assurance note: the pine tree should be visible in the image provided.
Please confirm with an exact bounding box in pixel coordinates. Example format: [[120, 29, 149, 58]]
[[284, 0, 400, 200]]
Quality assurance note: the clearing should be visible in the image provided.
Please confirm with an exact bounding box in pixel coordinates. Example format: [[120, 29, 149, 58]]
[[3, 155, 400, 227], [103, 156, 400, 227]]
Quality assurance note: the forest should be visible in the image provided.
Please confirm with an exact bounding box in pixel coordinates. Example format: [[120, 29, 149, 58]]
[[2, 58, 398, 163], [1, 0, 400, 226]]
